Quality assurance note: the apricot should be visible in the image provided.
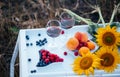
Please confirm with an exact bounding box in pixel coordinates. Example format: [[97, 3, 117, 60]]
[[66, 37, 79, 50], [81, 33, 88, 42], [78, 47, 90, 56], [87, 41, 95, 50], [74, 32, 82, 41]]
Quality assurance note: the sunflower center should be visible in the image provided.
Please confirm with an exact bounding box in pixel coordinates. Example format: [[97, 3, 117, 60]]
[[80, 57, 93, 69], [101, 53, 114, 67], [102, 32, 116, 46]]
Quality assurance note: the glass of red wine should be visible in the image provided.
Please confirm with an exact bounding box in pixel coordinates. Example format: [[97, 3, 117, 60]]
[[46, 20, 62, 48], [60, 12, 75, 39]]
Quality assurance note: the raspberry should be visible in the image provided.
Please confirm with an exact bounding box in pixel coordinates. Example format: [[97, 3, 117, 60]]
[[74, 52, 78, 56], [49, 57, 54, 62], [59, 58, 64, 62], [42, 56, 46, 60], [64, 52, 67, 56], [45, 58, 49, 64], [55, 59, 60, 62], [42, 52, 47, 56], [47, 53, 51, 56], [54, 54, 59, 58], [61, 30, 64, 34], [40, 49, 45, 53], [45, 50, 50, 55], [49, 54, 54, 57]]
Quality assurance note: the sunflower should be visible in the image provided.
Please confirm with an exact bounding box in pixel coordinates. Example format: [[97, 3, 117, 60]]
[[96, 47, 120, 73], [95, 25, 120, 48], [72, 52, 100, 76]]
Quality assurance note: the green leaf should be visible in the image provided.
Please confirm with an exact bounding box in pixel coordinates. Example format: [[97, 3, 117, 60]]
[[110, 22, 120, 28]]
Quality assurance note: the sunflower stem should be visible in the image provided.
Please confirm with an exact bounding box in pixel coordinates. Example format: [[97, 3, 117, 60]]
[[63, 8, 96, 26], [109, 3, 120, 24], [96, 6, 105, 27]]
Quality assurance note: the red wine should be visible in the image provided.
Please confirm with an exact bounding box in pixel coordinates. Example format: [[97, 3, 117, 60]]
[[61, 19, 75, 29], [47, 26, 61, 38]]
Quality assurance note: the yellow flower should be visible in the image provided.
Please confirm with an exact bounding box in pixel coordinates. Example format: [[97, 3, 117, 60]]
[[96, 47, 120, 73], [72, 52, 100, 76], [95, 25, 120, 48]]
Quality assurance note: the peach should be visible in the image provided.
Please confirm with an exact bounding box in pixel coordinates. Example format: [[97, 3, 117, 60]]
[[74, 32, 82, 41], [81, 33, 88, 42], [66, 37, 79, 50], [87, 41, 95, 50], [74, 32, 88, 42], [78, 47, 90, 56]]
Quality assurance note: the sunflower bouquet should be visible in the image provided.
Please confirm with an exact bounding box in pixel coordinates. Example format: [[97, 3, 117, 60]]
[[63, 3, 120, 76]]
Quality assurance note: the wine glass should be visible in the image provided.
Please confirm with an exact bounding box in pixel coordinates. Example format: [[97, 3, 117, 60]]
[[46, 20, 62, 48], [60, 12, 75, 40]]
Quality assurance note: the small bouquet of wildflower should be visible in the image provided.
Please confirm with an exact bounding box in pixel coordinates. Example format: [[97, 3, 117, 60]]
[[63, 3, 120, 76]]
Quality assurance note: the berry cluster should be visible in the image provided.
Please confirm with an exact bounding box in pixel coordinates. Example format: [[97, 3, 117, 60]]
[[37, 49, 64, 67], [36, 38, 47, 46]]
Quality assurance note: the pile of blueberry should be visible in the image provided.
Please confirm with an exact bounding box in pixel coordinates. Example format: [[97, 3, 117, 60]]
[[36, 38, 47, 47], [37, 49, 64, 67]]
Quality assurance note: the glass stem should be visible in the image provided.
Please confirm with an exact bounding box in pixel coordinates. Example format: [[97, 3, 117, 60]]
[[52, 38, 55, 46]]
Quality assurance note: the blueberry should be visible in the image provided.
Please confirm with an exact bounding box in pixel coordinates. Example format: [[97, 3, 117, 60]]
[[39, 63, 43, 66], [33, 70, 36, 73], [28, 58, 31, 62], [39, 42, 42, 44], [41, 43, 44, 45], [40, 59, 44, 62], [39, 40, 42, 43], [42, 62, 46, 66], [31, 70, 34, 73], [44, 38, 47, 41], [37, 62, 41, 67], [36, 43, 38, 46], [36, 63, 40, 67], [39, 44, 42, 46], [31, 70, 36, 73], [26, 35, 29, 40], [39, 53, 42, 59], [30, 43, 33, 46], [38, 33, 41, 36], [36, 41, 38, 43], [43, 38, 46, 42], [43, 38, 47, 43], [45, 40, 47, 43], [26, 43, 29, 46], [36, 41, 39, 46], [36, 64, 40, 67]]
